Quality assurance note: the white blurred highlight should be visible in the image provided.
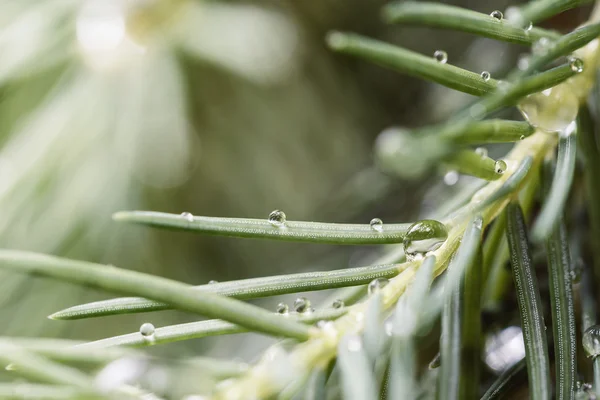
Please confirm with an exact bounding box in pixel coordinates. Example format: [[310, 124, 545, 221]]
[[176, 2, 300, 85], [76, 0, 125, 52], [95, 357, 148, 392], [113, 50, 195, 188], [76, 0, 146, 71], [484, 326, 526, 373]]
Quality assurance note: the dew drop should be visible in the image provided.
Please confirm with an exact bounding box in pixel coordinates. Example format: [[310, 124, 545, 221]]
[[268, 210, 287, 227], [490, 10, 503, 20], [346, 335, 363, 352], [368, 278, 389, 295], [433, 50, 447, 64], [140, 323, 155, 339], [475, 147, 488, 159], [443, 170, 459, 186], [583, 325, 600, 358], [569, 57, 584, 73], [294, 297, 311, 313], [519, 86, 578, 132], [525, 21, 533, 31], [575, 382, 596, 399], [332, 299, 345, 309], [208, 280, 218, 284], [520, 135, 525, 140], [480, 71, 491, 82], [571, 258, 583, 284], [403, 220, 449, 261], [180, 212, 194, 222], [276, 302, 289, 314], [370, 218, 383, 232], [494, 160, 507, 174]]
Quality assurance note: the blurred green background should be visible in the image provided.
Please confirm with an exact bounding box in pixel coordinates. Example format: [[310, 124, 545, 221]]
[[0, 0, 587, 362]]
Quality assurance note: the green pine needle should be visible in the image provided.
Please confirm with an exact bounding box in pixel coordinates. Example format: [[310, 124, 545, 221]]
[[0, 250, 312, 341], [506, 202, 551, 400], [113, 211, 410, 245], [532, 132, 577, 242], [49, 262, 407, 320], [327, 32, 497, 96], [383, 2, 559, 45], [76, 308, 346, 349]]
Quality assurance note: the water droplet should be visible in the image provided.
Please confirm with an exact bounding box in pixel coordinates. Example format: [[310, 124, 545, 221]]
[[583, 325, 600, 358], [473, 217, 483, 230], [332, 299, 345, 309], [140, 323, 155, 339], [494, 160, 507, 174], [481, 71, 491, 82], [575, 382, 596, 400], [475, 147, 488, 159], [276, 302, 289, 314], [443, 170, 459, 186], [519, 86, 579, 132], [433, 50, 447, 64], [490, 10, 503, 20], [294, 297, 311, 313], [518, 54, 530, 70], [180, 212, 194, 222], [369, 218, 383, 232], [571, 258, 583, 283], [520, 135, 525, 140], [428, 353, 441, 369], [208, 280, 218, 284], [268, 210, 287, 227], [368, 278, 389, 295], [346, 335, 363, 352], [569, 57, 584, 73], [403, 220, 449, 261], [525, 21, 533, 31]]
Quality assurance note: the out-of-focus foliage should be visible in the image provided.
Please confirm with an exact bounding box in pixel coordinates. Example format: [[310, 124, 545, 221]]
[[1, 0, 600, 399], [0, 0, 521, 347]]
